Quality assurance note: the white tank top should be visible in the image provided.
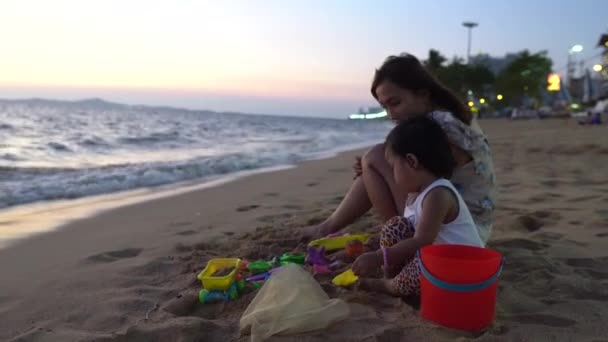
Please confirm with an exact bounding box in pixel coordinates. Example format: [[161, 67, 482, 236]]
[[403, 178, 484, 247]]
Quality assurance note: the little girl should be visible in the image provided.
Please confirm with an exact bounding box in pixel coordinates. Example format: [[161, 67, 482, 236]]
[[352, 116, 483, 297]]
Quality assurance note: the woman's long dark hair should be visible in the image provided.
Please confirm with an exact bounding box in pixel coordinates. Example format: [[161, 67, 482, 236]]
[[371, 54, 471, 125]]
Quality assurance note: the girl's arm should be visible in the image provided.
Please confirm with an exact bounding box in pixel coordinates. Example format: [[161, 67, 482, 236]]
[[384, 187, 455, 263], [352, 187, 455, 277]]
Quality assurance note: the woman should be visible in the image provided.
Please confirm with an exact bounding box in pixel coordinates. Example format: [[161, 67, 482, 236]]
[[302, 54, 496, 244]]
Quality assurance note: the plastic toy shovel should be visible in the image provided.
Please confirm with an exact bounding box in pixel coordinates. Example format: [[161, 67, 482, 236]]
[[332, 269, 359, 287]]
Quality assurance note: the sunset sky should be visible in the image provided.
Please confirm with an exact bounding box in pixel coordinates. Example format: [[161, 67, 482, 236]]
[[0, 0, 604, 117]]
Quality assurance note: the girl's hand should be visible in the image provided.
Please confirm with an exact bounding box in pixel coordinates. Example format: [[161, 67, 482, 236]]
[[352, 251, 382, 277], [353, 156, 362, 179]]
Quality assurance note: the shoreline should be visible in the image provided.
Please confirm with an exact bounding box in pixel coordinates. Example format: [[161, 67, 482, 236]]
[[0, 140, 378, 250]]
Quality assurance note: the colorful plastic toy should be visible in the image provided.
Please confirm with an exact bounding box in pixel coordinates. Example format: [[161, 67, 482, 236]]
[[199, 282, 239, 304], [247, 260, 275, 274], [332, 269, 359, 287], [279, 253, 305, 265], [306, 246, 331, 265], [238, 260, 249, 271], [246, 271, 271, 282], [197, 258, 241, 291], [248, 253, 305, 273], [245, 266, 283, 282], [313, 264, 332, 275], [345, 240, 365, 257], [308, 234, 371, 251]]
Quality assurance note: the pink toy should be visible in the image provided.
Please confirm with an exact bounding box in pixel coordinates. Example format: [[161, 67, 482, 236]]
[[313, 264, 332, 275]]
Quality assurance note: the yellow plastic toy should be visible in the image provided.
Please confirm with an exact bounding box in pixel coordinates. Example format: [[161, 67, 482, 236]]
[[197, 258, 241, 291], [308, 234, 370, 251], [332, 269, 359, 287]]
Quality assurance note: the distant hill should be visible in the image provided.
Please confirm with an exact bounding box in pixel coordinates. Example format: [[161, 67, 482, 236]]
[[0, 97, 222, 116]]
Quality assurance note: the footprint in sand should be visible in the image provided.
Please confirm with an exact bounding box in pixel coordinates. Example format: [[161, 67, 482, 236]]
[[86, 248, 143, 263], [565, 257, 608, 282], [510, 211, 561, 233], [567, 287, 608, 301], [565, 257, 608, 270], [527, 193, 563, 203], [505, 314, 577, 328], [513, 215, 544, 232], [169, 221, 193, 228], [282, 204, 303, 210], [534, 232, 564, 241], [526, 147, 543, 153], [566, 195, 601, 203], [564, 257, 600, 268], [499, 182, 520, 189], [540, 298, 566, 305], [174, 243, 193, 252], [236, 205, 260, 212], [595, 209, 608, 220], [328, 167, 348, 173], [540, 180, 559, 187], [306, 182, 319, 187], [263, 192, 279, 197], [491, 238, 549, 251], [256, 212, 292, 223], [176, 230, 197, 236], [574, 268, 608, 280], [193, 241, 212, 250]]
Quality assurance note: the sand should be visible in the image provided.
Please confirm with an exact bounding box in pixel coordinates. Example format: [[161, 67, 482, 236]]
[[1, 118, 608, 341]]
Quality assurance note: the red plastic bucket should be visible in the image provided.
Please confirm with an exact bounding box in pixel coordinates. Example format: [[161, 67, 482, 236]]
[[418, 244, 504, 331]]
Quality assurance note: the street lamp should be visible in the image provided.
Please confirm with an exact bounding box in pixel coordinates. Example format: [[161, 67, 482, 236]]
[[570, 44, 583, 53], [566, 44, 583, 86], [567, 44, 583, 85], [593, 64, 603, 72], [462, 22, 478, 64]]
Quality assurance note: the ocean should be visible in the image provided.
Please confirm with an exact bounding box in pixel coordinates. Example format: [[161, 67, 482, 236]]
[[0, 99, 391, 210]]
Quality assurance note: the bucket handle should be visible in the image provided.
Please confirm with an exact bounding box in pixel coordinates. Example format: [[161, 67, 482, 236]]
[[416, 250, 505, 293]]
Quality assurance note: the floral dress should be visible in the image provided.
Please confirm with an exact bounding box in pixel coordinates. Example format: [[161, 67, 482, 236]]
[[428, 111, 496, 244]]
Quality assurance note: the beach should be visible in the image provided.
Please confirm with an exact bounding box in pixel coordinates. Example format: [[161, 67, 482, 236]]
[[1, 118, 608, 341]]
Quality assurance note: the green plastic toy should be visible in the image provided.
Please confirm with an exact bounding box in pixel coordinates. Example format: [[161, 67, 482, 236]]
[[247, 260, 274, 274], [279, 253, 305, 265], [247, 253, 305, 273]]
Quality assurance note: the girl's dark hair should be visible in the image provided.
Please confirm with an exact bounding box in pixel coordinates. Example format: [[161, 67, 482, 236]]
[[371, 54, 471, 125], [385, 116, 456, 179]]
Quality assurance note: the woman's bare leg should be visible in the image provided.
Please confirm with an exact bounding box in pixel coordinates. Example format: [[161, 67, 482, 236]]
[[361, 144, 405, 221], [308, 144, 406, 236], [318, 177, 372, 235]]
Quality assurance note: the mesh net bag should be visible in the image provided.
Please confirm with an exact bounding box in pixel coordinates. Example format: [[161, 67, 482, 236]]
[[239, 264, 350, 341]]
